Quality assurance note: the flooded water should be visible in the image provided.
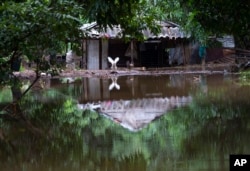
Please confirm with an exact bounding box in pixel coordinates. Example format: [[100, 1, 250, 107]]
[[1, 73, 250, 171]]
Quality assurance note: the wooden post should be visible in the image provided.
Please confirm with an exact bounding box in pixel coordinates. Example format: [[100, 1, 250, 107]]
[[131, 40, 134, 65], [84, 39, 87, 69], [81, 39, 84, 69], [86, 39, 88, 69], [99, 39, 102, 69]]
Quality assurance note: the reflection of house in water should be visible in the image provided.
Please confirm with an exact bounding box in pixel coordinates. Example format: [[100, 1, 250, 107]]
[[73, 75, 194, 131], [77, 75, 192, 103], [48, 75, 195, 131], [78, 96, 192, 132]]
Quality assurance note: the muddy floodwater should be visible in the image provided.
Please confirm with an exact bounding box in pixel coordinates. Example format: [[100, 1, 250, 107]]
[[1, 73, 250, 171]]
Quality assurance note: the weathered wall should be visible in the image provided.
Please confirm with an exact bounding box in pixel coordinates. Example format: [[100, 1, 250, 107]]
[[87, 39, 109, 69], [101, 40, 109, 69], [87, 40, 99, 70]]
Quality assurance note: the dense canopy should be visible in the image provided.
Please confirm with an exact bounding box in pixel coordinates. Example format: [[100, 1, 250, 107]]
[[179, 0, 250, 48]]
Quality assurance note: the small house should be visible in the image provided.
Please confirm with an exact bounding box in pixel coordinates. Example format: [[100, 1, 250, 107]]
[[80, 21, 191, 69]]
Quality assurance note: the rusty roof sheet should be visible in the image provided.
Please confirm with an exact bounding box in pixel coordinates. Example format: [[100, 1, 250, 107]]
[[80, 21, 189, 40]]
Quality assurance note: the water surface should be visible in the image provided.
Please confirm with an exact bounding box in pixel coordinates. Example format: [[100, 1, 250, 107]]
[[1, 73, 250, 171]]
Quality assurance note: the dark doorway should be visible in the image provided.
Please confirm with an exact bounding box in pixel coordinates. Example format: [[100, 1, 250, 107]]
[[140, 41, 168, 68]]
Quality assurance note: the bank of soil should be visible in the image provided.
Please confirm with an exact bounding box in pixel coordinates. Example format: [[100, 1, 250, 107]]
[[13, 63, 234, 80]]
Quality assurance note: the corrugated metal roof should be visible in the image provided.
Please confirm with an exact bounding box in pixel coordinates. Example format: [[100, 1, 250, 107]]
[[80, 21, 189, 40], [216, 35, 235, 48]]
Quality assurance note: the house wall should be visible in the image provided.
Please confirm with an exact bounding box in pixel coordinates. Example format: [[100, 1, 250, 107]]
[[183, 42, 193, 65], [188, 41, 235, 64], [87, 39, 99, 70], [166, 40, 192, 66], [101, 39, 109, 69], [86, 39, 109, 70], [86, 38, 194, 68]]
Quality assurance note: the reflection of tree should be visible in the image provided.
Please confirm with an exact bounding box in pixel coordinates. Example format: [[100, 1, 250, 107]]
[[1, 87, 250, 171], [163, 89, 250, 170]]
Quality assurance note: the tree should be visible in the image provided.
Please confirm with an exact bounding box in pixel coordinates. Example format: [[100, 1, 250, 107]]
[[0, 0, 165, 83], [178, 0, 250, 48], [0, 0, 84, 79]]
